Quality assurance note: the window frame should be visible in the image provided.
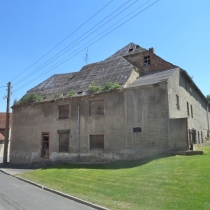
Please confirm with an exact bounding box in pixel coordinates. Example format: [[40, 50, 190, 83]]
[[58, 104, 69, 119], [89, 100, 104, 116], [176, 94, 180, 110], [57, 129, 70, 153], [190, 104, 193, 118], [41, 132, 50, 158], [187, 102, 190, 116], [144, 55, 150, 65]]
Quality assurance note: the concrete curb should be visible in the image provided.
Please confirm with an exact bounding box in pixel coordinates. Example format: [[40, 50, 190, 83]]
[[0, 169, 110, 210]]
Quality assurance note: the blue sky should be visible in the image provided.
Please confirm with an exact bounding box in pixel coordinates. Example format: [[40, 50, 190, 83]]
[[0, 0, 209, 112]]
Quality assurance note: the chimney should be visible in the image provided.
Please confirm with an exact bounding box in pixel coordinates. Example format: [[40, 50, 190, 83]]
[[149, 47, 155, 54]]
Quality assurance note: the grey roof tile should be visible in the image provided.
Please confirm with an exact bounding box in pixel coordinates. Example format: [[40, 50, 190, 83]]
[[129, 68, 179, 88]]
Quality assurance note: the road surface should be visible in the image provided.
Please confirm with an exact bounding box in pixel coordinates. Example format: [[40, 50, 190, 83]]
[[0, 171, 96, 210]]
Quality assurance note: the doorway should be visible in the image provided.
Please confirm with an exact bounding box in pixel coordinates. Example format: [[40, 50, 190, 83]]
[[41, 133, 49, 158]]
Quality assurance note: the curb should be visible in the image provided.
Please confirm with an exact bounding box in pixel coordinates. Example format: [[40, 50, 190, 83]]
[[0, 169, 110, 210]]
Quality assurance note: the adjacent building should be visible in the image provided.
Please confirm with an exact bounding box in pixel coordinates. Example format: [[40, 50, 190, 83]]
[[0, 113, 12, 157]]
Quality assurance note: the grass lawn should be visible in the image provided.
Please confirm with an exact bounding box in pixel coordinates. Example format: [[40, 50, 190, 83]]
[[18, 147, 210, 210]]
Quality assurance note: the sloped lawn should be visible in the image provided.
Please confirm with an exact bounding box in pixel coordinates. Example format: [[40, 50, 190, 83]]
[[18, 147, 210, 210]]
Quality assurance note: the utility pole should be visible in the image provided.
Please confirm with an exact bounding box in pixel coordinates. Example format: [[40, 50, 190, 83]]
[[3, 82, 11, 164]]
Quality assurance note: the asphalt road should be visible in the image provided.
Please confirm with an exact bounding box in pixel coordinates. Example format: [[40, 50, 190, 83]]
[[0, 171, 96, 210]]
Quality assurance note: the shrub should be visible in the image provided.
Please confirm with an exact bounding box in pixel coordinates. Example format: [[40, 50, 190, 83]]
[[14, 93, 43, 106], [67, 90, 76, 97], [102, 82, 121, 91], [89, 83, 102, 93], [89, 82, 121, 93], [54, 92, 60, 99]]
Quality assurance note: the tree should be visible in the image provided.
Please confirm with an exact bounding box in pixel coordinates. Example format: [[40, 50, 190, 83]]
[[207, 95, 210, 102]]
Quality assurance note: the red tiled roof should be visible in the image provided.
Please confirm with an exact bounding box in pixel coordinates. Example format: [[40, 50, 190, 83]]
[[0, 133, 4, 140], [0, 113, 12, 129]]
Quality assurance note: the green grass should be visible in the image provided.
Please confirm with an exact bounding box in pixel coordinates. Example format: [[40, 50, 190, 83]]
[[18, 148, 210, 210]]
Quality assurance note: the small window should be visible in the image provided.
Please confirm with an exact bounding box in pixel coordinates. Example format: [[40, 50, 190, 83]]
[[187, 102, 190, 116], [144, 56, 150, 65], [89, 100, 104, 115], [90, 135, 104, 150], [58, 104, 69, 119], [176, 95, 180, 110], [191, 105, 193, 118], [133, 127, 142, 132]]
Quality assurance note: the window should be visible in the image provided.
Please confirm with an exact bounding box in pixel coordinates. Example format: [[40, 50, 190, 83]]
[[144, 56, 150, 65], [133, 127, 142, 132], [89, 100, 104, 115], [176, 95, 180, 110], [90, 135, 104, 150], [57, 130, 70, 153], [58, 104, 69, 119], [41, 133, 49, 158], [191, 105, 193, 118], [187, 102, 190, 116]]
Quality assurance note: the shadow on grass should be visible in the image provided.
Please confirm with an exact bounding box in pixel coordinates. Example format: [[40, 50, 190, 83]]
[[41, 154, 170, 170]]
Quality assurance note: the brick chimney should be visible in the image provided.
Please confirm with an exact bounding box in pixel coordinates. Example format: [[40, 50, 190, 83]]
[[149, 47, 155, 54]]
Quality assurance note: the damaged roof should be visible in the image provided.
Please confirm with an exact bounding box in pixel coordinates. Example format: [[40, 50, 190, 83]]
[[27, 43, 140, 98]]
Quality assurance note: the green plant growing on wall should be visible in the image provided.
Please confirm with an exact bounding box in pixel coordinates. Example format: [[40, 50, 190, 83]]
[[13, 93, 43, 106], [54, 92, 60, 99], [207, 94, 210, 102], [101, 82, 121, 91], [89, 82, 121, 93], [89, 83, 102, 93], [67, 90, 76, 97], [13, 99, 20, 106]]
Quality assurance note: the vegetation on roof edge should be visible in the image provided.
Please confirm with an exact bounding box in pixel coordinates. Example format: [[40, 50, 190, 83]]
[[13, 83, 121, 106], [89, 82, 121, 93], [13, 93, 43, 106]]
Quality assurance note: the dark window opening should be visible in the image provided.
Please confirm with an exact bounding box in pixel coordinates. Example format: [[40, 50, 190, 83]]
[[191, 105, 193, 118], [58, 104, 69, 119], [129, 48, 133, 52], [41, 133, 49, 158], [133, 127, 142, 132], [176, 95, 180, 110], [59, 133, 69, 153], [144, 56, 150, 65], [89, 100, 104, 115], [90, 135, 104, 150], [187, 102, 189, 116]]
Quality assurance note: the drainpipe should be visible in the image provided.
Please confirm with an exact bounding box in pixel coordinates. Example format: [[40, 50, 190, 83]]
[[207, 103, 210, 137], [77, 104, 80, 154]]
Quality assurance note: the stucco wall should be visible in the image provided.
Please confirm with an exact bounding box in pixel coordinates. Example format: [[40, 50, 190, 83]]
[[168, 69, 209, 144], [10, 83, 170, 164], [169, 118, 188, 150]]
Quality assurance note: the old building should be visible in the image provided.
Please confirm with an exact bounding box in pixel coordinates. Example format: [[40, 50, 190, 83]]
[[10, 43, 210, 164]]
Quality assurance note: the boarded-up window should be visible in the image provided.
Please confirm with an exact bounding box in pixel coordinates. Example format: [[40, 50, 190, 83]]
[[89, 100, 104, 115], [58, 105, 69, 119], [59, 133, 69, 152], [90, 135, 104, 150]]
